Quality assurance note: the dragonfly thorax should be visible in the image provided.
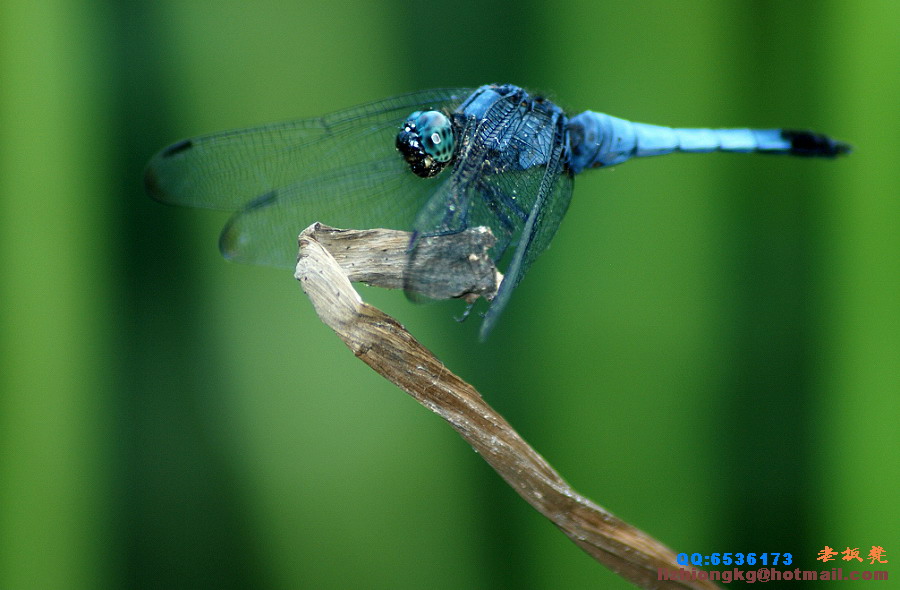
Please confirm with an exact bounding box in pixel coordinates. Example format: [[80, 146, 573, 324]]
[[396, 110, 456, 178]]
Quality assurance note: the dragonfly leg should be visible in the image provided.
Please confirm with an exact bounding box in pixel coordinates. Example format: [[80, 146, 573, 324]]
[[454, 301, 476, 323]]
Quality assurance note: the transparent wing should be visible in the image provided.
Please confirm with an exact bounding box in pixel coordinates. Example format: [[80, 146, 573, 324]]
[[221, 156, 449, 267], [145, 88, 473, 209], [409, 108, 560, 257], [145, 88, 473, 266], [478, 140, 574, 339], [406, 116, 574, 338]]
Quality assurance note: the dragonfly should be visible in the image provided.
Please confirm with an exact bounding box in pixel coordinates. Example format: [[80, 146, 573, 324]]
[[145, 83, 849, 339]]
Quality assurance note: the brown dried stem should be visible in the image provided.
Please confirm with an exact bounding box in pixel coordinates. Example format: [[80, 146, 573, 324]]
[[294, 223, 717, 590]]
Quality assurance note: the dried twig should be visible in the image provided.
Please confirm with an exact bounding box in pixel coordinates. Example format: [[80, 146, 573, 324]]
[[294, 223, 717, 590]]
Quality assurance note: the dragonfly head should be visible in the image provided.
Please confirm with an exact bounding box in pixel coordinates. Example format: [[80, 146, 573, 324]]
[[396, 110, 455, 178]]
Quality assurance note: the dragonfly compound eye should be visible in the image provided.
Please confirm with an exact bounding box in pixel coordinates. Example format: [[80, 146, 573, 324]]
[[396, 110, 455, 178]]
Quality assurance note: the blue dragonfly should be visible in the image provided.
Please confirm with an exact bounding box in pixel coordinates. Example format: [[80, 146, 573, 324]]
[[145, 83, 849, 339]]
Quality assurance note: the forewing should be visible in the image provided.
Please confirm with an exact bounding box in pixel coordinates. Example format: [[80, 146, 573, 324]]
[[478, 150, 574, 339], [144, 88, 472, 210], [145, 88, 473, 267]]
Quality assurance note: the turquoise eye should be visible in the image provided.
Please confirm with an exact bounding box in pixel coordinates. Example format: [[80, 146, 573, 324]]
[[415, 111, 454, 161], [396, 110, 456, 178]]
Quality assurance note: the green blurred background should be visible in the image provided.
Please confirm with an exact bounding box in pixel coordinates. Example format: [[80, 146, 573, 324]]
[[1, 1, 897, 588]]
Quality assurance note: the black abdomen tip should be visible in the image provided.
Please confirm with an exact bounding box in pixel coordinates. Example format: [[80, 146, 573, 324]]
[[782, 130, 852, 157]]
